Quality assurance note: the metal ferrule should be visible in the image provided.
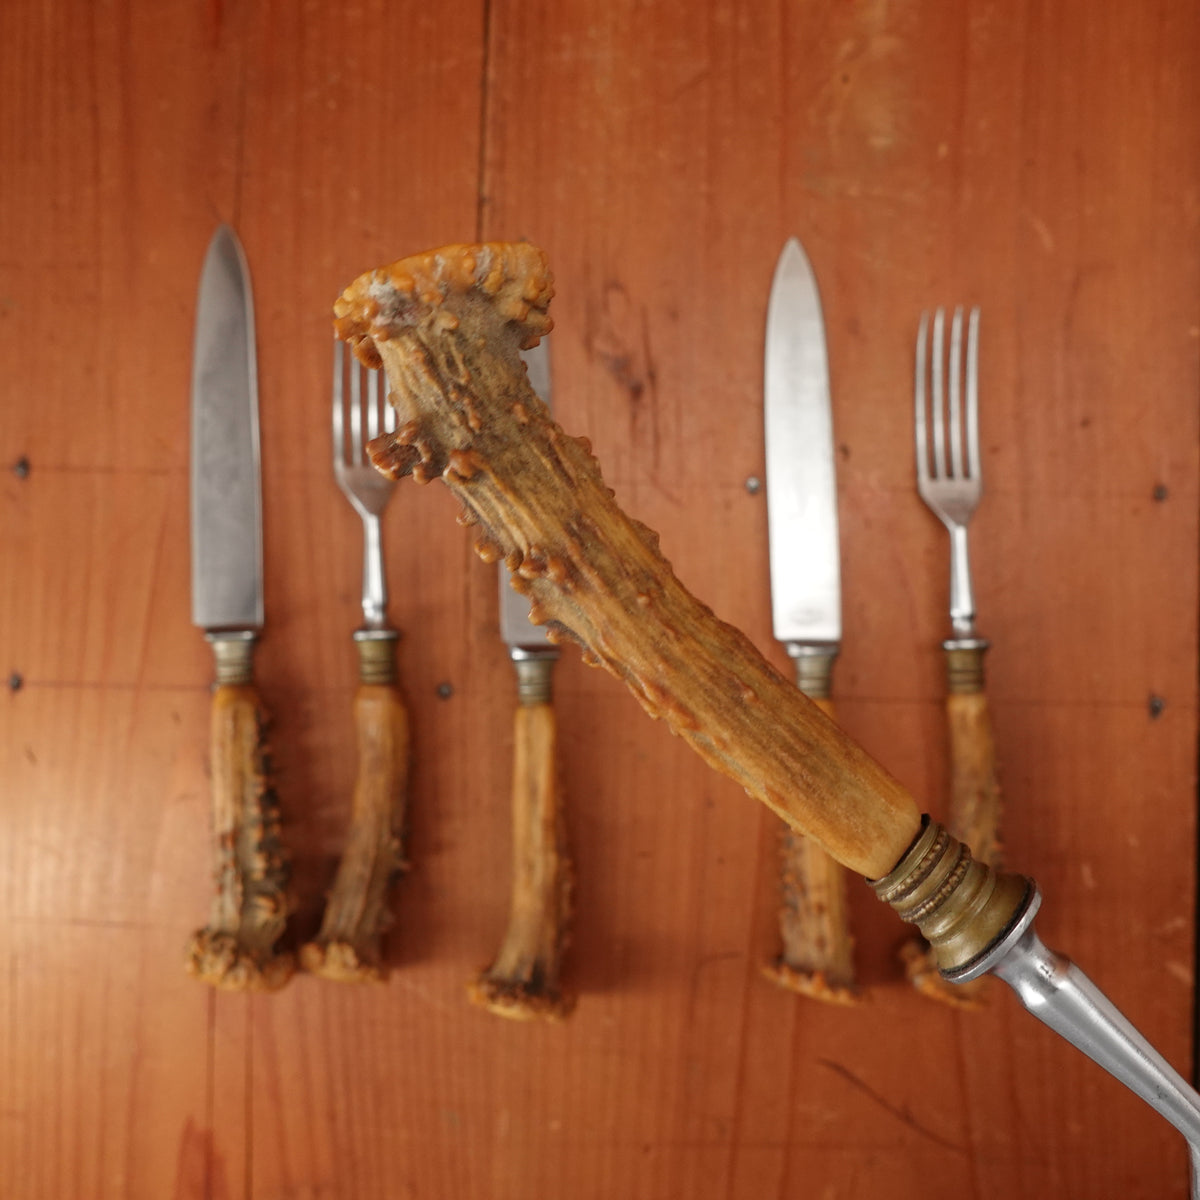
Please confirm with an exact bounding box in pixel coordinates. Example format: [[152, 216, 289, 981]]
[[870, 816, 1034, 979], [207, 630, 257, 686], [353, 628, 400, 685], [942, 636, 990, 693], [786, 642, 838, 701], [511, 646, 558, 706]]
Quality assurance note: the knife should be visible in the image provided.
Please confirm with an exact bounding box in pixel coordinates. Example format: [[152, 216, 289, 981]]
[[468, 338, 574, 1020], [760, 236, 858, 1003], [185, 224, 293, 992]]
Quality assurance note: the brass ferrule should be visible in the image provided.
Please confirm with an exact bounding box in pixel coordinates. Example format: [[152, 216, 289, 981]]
[[353, 629, 400, 685], [511, 647, 558, 706], [207, 630, 257, 686], [870, 816, 1034, 980], [787, 643, 837, 701], [942, 637, 990, 694]]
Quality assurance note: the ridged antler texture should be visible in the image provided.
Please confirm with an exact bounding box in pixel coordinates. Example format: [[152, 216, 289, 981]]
[[333, 243, 921, 881]]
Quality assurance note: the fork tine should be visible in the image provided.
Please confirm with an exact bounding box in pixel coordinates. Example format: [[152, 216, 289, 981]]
[[930, 309, 947, 479], [332, 338, 346, 466], [915, 311, 930, 482], [948, 307, 964, 480], [965, 308, 981, 480]]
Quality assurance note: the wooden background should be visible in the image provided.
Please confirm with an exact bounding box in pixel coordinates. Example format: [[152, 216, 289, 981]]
[[2, 0, 1197, 1196]]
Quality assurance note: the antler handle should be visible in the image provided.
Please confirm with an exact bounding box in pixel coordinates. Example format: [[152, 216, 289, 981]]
[[301, 632, 409, 982], [763, 653, 859, 1003], [332, 242, 921, 882], [469, 649, 574, 1019], [186, 632, 294, 991], [901, 639, 1002, 1007]]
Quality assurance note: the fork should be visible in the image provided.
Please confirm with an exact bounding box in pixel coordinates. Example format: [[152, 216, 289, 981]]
[[300, 339, 411, 983], [904, 307, 1003, 1007]]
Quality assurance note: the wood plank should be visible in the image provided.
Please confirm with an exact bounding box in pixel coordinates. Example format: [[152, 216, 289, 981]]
[[476, 1, 1200, 1197], [0, 0, 1196, 1197]]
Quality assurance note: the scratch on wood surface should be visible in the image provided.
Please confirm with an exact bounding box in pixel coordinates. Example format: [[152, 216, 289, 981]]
[[1022, 207, 1056, 252], [817, 1058, 965, 1154]]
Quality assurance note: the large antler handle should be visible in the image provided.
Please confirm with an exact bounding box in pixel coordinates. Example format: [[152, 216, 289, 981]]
[[333, 243, 920, 882]]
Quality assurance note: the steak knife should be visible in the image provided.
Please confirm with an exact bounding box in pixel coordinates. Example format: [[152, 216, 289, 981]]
[[760, 236, 857, 1002], [186, 225, 293, 991], [469, 339, 574, 1019]]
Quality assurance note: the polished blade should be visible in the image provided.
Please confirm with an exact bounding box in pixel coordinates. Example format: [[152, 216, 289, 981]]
[[190, 225, 264, 632], [764, 237, 841, 648], [499, 340, 554, 650]]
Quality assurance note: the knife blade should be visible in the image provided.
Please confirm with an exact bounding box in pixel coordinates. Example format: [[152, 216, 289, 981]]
[[471, 338, 574, 1019], [185, 224, 292, 992], [761, 236, 857, 1002], [498, 342, 555, 651]]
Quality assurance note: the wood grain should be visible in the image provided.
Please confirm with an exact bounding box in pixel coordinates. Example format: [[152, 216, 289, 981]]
[[1, 0, 1197, 1197]]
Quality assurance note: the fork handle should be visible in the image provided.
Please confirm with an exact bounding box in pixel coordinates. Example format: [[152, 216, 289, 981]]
[[898, 638, 1001, 1006], [943, 637, 1003, 867], [302, 630, 410, 982], [764, 649, 858, 1002]]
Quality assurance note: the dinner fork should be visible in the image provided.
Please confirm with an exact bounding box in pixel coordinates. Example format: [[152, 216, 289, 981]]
[[300, 340, 411, 983], [906, 307, 1003, 1006]]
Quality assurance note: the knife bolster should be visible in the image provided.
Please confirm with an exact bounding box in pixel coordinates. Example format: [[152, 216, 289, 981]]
[[870, 816, 1033, 979], [787, 643, 838, 702], [207, 630, 257, 686]]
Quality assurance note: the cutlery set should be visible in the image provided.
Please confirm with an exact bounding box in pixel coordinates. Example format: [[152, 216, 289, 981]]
[[187, 226, 1200, 1186], [186, 226, 569, 1005]]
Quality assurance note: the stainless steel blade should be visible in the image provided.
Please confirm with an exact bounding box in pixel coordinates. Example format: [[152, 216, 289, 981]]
[[764, 237, 841, 649], [190, 225, 264, 632], [499, 340, 553, 650]]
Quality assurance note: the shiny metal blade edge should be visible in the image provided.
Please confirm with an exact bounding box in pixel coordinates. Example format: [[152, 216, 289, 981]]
[[499, 340, 554, 650], [190, 225, 264, 632], [764, 237, 842, 647]]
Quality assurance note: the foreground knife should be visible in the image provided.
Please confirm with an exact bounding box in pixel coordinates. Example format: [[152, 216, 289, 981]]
[[759, 237, 857, 1003], [185, 225, 293, 991], [468, 339, 573, 1020]]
